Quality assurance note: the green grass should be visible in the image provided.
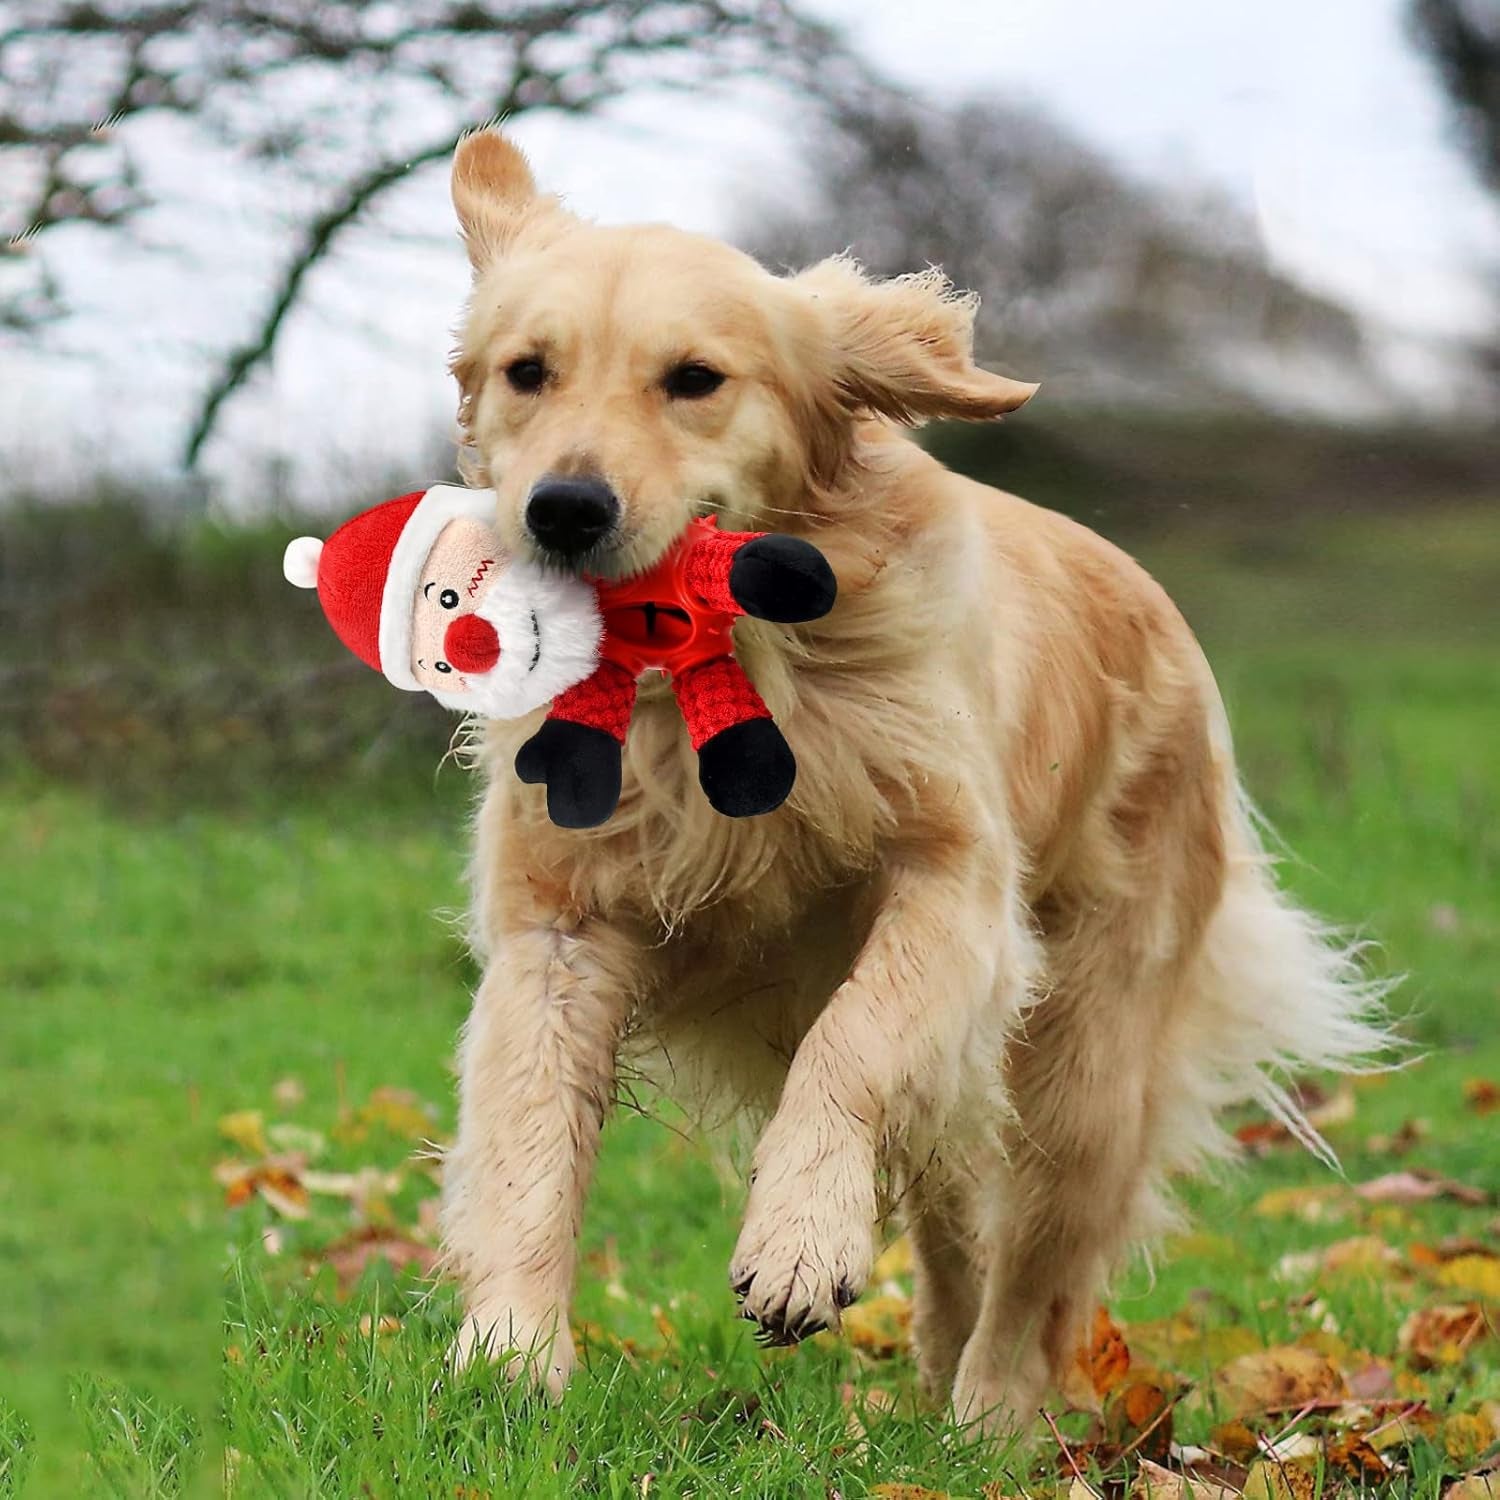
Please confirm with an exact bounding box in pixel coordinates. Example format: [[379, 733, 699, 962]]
[[1, 505, 1497, 1496]]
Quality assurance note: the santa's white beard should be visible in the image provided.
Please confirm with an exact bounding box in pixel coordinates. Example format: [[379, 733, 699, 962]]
[[428, 561, 602, 719]]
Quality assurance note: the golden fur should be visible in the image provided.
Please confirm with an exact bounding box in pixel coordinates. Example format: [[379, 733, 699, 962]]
[[439, 130, 1386, 1428]]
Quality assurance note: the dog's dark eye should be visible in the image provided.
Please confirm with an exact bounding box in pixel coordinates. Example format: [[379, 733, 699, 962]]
[[663, 362, 725, 400], [506, 357, 547, 393], [435, 661, 453, 674], [439, 588, 459, 610]]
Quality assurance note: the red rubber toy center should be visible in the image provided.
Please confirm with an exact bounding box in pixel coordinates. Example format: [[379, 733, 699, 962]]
[[444, 613, 501, 674], [593, 516, 738, 679]]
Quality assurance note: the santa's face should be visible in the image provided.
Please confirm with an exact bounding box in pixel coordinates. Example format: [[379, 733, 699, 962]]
[[411, 516, 601, 717]]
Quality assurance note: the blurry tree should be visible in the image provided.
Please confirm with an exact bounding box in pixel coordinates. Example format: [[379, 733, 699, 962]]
[[739, 97, 1374, 410], [1410, 0, 1500, 193], [1409, 0, 1500, 389], [0, 0, 870, 464]]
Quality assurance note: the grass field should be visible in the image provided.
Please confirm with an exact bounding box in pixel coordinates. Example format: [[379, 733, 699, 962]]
[[2, 503, 1497, 1497]]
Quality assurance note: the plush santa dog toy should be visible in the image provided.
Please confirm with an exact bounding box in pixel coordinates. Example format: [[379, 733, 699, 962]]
[[283, 485, 836, 827]]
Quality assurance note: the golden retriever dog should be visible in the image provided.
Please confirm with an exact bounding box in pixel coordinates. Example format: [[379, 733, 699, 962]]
[[438, 129, 1385, 1430]]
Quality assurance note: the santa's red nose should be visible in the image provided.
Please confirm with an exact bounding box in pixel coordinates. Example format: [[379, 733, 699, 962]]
[[444, 614, 501, 674]]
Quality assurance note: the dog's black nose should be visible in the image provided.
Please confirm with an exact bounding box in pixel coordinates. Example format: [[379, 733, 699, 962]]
[[526, 476, 619, 559]]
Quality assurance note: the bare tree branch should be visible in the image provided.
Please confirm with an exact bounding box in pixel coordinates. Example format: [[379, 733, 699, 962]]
[[0, 0, 875, 467]]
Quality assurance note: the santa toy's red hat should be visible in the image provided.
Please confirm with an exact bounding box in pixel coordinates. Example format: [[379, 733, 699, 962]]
[[282, 484, 496, 690]]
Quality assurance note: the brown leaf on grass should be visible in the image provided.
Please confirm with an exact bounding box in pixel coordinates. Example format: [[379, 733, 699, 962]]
[[333, 1086, 440, 1146], [215, 1157, 310, 1219], [1464, 1079, 1500, 1116], [1398, 1303, 1492, 1368], [1103, 1372, 1177, 1463], [1129, 1458, 1242, 1500], [271, 1075, 305, 1108], [1437, 1254, 1500, 1299], [1275, 1234, 1401, 1282], [1197, 1346, 1346, 1420], [1324, 1431, 1391, 1484], [1356, 1169, 1490, 1206], [218, 1109, 268, 1156], [1251, 1186, 1350, 1223], [1212, 1420, 1262, 1464], [840, 1295, 912, 1359], [1063, 1306, 1132, 1407], [869, 1486, 949, 1499], [1446, 1478, 1500, 1500], [1444, 1408, 1498, 1466], [871, 1236, 913, 1281], [1365, 1118, 1429, 1156], [315, 1226, 437, 1294], [1240, 1459, 1317, 1500]]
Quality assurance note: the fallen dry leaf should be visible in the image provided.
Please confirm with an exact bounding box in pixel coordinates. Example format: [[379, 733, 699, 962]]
[[869, 1486, 949, 1500], [1196, 1346, 1345, 1420], [1129, 1458, 1241, 1500], [265, 1122, 327, 1160], [1446, 1475, 1500, 1500], [1444, 1409, 1498, 1466], [1464, 1079, 1500, 1117], [215, 1157, 310, 1219], [1356, 1169, 1489, 1207], [1365, 1118, 1429, 1156], [334, 1086, 439, 1145], [871, 1236, 913, 1281], [1241, 1459, 1317, 1500], [218, 1109, 268, 1157], [1324, 1431, 1391, 1484], [1437, 1254, 1500, 1300], [271, 1075, 305, 1108], [315, 1227, 438, 1294], [1065, 1306, 1132, 1406], [1104, 1372, 1176, 1462], [839, 1296, 912, 1358], [1252, 1186, 1350, 1223], [1276, 1234, 1400, 1282], [1398, 1302, 1491, 1368], [357, 1313, 402, 1338]]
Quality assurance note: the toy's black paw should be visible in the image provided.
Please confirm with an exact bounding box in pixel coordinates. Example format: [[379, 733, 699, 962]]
[[697, 718, 796, 817], [515, 719, 622, 828], [729, 535, 837, 623]]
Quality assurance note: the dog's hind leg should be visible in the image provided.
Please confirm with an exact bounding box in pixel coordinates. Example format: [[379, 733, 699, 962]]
[[902, 1163, 984, 1403]]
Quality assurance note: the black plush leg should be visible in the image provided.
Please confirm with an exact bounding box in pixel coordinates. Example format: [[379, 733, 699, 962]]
[[515, 719, 623, 828], [728, 535, 837, 623], [696, 717, 796, 817]]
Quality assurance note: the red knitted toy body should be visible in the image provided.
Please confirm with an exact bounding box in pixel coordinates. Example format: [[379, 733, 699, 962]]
[[548, 517, 774, 752]]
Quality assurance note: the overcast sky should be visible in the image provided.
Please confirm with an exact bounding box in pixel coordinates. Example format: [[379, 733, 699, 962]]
[[3, 0, 1496, 507]]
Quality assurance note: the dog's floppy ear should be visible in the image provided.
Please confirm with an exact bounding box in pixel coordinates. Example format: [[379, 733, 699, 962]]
[[796, 256, 1037, 423], [451, 129, 565, 271]]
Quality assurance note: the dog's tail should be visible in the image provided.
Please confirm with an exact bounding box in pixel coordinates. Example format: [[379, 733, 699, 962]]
[[1159, 778, 1397, 1181]]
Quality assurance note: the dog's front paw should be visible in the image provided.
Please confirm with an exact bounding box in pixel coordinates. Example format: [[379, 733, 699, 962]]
[[728, 1146, 876, 1345], [697, 718, 796, 817], [448, 1300, 575, 1399], [515, 719, 622, 828], [729, 534, 837, 623]]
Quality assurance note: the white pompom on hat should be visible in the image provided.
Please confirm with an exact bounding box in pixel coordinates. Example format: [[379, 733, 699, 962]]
[[282, 484, 498, 689]]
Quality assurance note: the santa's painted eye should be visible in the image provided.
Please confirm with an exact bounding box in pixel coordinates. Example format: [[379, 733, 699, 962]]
[[435, 661, 453, 674], [439, 588, 459, 610]]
